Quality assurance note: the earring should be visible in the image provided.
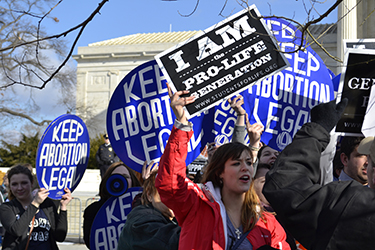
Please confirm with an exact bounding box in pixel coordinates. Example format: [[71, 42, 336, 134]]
[[219, 178, 223, 185]]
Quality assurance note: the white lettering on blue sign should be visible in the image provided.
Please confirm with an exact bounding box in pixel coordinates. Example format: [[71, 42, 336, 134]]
[[38, 143, 88, 167], [40, 166, 76, 190]]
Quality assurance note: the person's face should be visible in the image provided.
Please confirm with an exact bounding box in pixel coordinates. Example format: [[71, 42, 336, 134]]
[[259, 147, 279, 166], [10, 173, 32, 202], [367, 156, 375, 189], [104, 137, 110, 144], [220, 150, 253, 195], [112, 166, 132, 188], [341, 146, 368, 185], [254, 168, 270, 206]]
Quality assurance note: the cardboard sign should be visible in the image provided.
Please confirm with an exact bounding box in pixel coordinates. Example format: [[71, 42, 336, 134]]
[[155, 5, 289, 119], [336, 49, 375, 136], [89, 187, 142, 250], [36, 114, 90, 199], [107, 59, 238, 173]]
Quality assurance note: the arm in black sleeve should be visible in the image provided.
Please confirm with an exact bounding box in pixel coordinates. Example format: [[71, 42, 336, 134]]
[[118, 205, 180, 250], [0, 201, 38, 237], [263, 122, 332, 248], [53, 210, 67, 242], [95, 146, 104, 165]]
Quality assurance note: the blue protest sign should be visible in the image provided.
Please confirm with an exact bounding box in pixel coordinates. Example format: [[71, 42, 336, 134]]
[[107, 17, 334, 170], [89, 187, 142, 250], [36, 114, 90, 199], [237, 18, 335, 151], [107, 60, 214, 173]]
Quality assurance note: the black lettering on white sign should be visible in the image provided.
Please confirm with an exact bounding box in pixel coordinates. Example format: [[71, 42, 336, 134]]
[[155, 5, 289, 118]]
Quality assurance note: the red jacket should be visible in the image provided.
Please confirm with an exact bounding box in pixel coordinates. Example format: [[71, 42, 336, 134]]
[[156, 124, 290, 250]]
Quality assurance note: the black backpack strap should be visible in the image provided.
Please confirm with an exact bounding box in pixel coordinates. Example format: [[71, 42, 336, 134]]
[[231, 230, 251, 250]]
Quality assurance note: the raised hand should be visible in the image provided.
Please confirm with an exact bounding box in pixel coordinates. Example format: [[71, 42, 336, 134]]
[[228, 95, 246, 126], [167, 83, 195, 125], [142, 160, 159, 180], [228, 95, 246, 115], [310, 98, 348, 132], [245, 114, 264, 149]]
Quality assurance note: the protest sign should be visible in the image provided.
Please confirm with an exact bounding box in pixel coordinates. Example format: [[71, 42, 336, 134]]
[[362, 85, 375, 137], [36, 114, 90, 199], [107, 15, 336, 171], [344, 39, 375, 50], [89, 187, 142, 250], [107, 60, 226, 173], [236, 17, 335, 151], [336, 49, 375, 136], [155, 5, 289, 119]]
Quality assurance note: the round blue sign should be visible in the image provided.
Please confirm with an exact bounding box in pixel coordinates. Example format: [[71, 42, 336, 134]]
[[36, 114, 90, 199], [89, 187, 143, 250], [107, 60, 222, 173], [237, 18, 335, 151], [107, 18, 334, 170]]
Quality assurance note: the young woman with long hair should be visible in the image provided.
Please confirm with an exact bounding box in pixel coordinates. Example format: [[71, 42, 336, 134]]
[[0, 165, 71, 250], [155, 85, 289, 250]]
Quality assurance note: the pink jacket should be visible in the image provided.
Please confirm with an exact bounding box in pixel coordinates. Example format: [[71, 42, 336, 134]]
[[156, 124, 290, 250]]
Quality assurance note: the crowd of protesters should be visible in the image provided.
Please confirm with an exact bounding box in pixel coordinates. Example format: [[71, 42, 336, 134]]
[[2, 86, 375, 250]]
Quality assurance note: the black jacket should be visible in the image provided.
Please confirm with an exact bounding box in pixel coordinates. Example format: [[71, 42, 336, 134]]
[[95, 144, 119, 177], [118, 204, 180, 250], [83, 199, 106, 249], [263, 122, 375, 250], [0, 198, 67, 250]]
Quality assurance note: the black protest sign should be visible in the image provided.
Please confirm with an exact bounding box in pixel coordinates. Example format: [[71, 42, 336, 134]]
[[336, 49, 375, 135], [155, 5, 289, 118]]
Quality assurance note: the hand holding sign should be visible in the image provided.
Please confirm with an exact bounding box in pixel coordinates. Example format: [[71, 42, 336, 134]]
[[31, 188, 49, 208], [167, 82, 195, 125], [60, 187, 72, 211], [228, 95, 246, 116]]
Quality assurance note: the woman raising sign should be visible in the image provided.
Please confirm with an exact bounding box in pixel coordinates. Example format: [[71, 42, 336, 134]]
[[155, 84, 289, 250]]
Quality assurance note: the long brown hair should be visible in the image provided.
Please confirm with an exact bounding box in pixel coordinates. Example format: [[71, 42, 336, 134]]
[[99, 162, 142, 201], [140, 171, 158, 206], [201, 142, 262, 232]]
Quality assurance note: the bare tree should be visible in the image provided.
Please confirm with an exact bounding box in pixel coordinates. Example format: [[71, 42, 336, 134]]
[[0, 0, 109, 132]]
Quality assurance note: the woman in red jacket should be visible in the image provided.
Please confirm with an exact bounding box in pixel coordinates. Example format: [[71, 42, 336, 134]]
[[156, 84, 290, 250]]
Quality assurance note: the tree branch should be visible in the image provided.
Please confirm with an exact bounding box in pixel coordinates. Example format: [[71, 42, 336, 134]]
[[0, 107, 52, 126]]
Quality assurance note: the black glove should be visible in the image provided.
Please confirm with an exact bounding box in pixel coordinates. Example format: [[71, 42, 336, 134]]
[[310, 98, 348, 132]]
